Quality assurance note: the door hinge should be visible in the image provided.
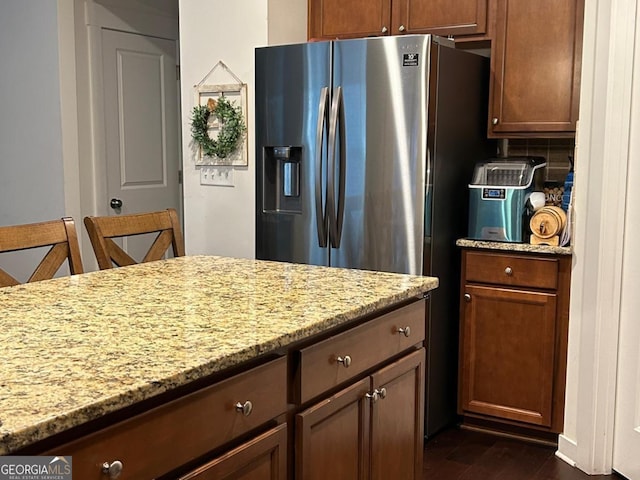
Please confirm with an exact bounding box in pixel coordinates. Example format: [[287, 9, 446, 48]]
[[178, 170, 183, 184], [176, 64, 180, 81]]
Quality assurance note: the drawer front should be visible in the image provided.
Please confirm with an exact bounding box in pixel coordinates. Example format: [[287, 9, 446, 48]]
[[465, 251, 559, 289], [296, 300, 425, 404], [46, 357, 287, 480], [179, 424, 287, 480]]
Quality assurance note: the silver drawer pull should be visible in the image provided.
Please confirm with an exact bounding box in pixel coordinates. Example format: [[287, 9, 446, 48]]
[[235, 400, 253, 416], [505, 266, 513, 276], [377, 387, 387, 399], [102, 460, 123, 479], [397, 326, 411, 337], [336, 355, 352, 367], [365, 390, 379, 402]]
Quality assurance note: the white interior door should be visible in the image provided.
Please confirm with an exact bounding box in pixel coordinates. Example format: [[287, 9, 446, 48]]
[[612, 54, 640, 477], [102, 28, 179, 215], [101, 29, 180, 260]]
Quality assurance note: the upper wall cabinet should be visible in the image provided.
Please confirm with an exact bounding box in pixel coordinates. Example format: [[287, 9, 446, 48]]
[[391, 0, 491, 40], [488, 0, 585, 138], [308, 0, 491, 41]]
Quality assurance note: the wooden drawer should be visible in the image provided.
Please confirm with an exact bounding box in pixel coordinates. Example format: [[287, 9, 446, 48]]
[[46, 357, 287, 480], [465, 251, 559, 290], [294, 300, 425, 404], [178, 424, 287, 480]]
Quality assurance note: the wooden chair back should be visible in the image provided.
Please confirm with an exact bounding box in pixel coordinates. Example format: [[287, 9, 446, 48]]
[[83, 208, 185, 270], [0, 217, 84, 287]]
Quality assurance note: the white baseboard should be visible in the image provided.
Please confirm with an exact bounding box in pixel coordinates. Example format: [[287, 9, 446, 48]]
[[556, 434, 577, 467]]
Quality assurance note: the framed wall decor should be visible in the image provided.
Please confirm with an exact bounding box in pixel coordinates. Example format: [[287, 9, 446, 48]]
[[192, 62, 248, 167]]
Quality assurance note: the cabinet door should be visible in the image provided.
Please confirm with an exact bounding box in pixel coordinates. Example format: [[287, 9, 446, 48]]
[[308, 0, 391, 40], [295, 377, 371, 480], [460, 285, 557, 426], [178, 424, 287, 480], [370, 348, 425, 480], [391, 0, 489, 38], [488, 0, 584, 137]]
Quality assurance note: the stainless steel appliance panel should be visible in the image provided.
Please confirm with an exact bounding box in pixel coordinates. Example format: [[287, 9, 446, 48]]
[[426, 44, 492, 436], [329, 36, 431, 275], [255, 42, 332, 266]]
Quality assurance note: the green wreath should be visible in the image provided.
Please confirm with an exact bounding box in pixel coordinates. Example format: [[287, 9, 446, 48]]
[[191, 96, 246, 159]]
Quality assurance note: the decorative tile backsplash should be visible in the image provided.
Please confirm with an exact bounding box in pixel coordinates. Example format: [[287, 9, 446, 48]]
[[507, 138, 575, 183]]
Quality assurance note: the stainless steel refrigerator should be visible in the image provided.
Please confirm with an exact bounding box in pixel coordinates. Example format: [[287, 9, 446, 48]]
[[255, 34, 491, 438]]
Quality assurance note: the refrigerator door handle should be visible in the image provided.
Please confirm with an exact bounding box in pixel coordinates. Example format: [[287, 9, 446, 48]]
[[333, 87, 347, 248], [327, 86, 346, 248], [315, 87, 330, 248]]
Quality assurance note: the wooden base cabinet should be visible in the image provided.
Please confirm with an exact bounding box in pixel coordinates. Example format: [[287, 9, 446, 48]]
[[458, 249, 571, 438], [296, 349, 425, 480], [30, 300, 427, 479]]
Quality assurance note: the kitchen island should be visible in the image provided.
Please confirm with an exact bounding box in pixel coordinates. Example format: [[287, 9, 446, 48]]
[[0, 255, 437, 479]]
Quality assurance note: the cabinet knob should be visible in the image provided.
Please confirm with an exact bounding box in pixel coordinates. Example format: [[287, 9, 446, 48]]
[[492, 117, 499, 125], [102, 460, 123, 479], [366, 388, 387, 403], [381, 26, 388, 33], [505, 266, 513, 276], [398, 25, 406, 32], [235, 400, 253, 416], [464, 293, 471, 302], [397, 326, 411, 337], [336, 355, 352, 367], [365, 390, 380, 402]]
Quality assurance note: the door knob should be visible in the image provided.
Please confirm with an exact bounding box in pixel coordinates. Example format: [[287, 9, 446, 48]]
[[110, 198, 123, 209]]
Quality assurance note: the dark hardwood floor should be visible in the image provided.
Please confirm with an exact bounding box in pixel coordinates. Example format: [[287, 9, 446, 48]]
[[423, 427, 625, 480]]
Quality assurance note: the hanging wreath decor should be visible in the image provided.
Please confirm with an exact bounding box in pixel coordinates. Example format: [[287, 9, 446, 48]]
[[190, 96, 246, 159]]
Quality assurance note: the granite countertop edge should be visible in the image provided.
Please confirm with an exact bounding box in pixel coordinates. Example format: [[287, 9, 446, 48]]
[[456, 238, 572, 255]]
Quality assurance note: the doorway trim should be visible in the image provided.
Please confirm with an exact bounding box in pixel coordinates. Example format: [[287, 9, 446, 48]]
[[69, 0, 179, 269], [558, 0, 636, 474]]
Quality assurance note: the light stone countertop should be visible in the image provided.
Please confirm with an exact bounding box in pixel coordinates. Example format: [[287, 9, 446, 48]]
[[456, 238, 572, 255], [0, 255, 438, 455]]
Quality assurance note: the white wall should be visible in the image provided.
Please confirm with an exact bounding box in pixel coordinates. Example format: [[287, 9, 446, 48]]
[[178, 0, 305, 258], [0, 1, 66, 226], [0, 1, 68, 281]]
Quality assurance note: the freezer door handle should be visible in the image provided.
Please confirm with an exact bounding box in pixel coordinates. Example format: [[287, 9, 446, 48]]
[[327, 86, 346, 248], [315, 87, 330, 248]]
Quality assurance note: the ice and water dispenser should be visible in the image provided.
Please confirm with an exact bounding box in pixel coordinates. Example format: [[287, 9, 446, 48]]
[[262, 146, 302, 213]]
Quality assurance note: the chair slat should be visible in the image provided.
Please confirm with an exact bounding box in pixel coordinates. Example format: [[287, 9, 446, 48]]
[[0, 269, 20, 287], [0, 221, 68, 252], [29, 244, 68, 283], [143, 231, 173, 263], [105, 239, 137, 267]]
